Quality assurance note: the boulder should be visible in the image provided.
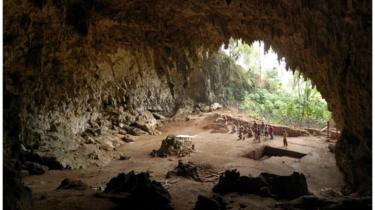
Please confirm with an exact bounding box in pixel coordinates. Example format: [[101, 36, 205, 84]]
[[152, 112, 166, 120], [152, 135, 194, 157], [213, 170, 309, 199], [23, 161, 49, 175], [57, 178, 89, 190], [166, 160, 219, 182], [24, 152, 64, 170], [123, 125, 148, 136], [132, 111, 159, 135], [4, 165, 32, 210], [197, 103, 211, 112], [194, 195, 227, 210], [121, 135, 135, 143], [210, 102, 222, 111], [103, 171, 173, 210], [275, 195, 371, 210]]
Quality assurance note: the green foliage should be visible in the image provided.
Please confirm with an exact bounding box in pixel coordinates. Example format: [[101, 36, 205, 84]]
[[223, 39, 331, 128], [216, 52, 252, 102]]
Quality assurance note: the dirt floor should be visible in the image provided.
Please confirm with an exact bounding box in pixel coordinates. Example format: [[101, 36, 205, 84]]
[[23, 109, 344, 210]]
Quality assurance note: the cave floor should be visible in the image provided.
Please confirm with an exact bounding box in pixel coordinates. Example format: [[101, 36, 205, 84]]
[[23, 111, 344, 210]]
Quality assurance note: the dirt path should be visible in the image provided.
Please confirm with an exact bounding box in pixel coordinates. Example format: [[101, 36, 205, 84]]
[[23, 111, 344, 210]]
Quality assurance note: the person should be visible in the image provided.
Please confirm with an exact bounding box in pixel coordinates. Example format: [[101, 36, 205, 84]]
[[265, 124, 269, 137], [256, 126, 261, 143], [247, 126, 252, 138], [252, 121, 258, 134], [268, 125, 273, 140], [283, 129, 288, 147], [260, 121, 265, 137], [239, 124, 244, 140]]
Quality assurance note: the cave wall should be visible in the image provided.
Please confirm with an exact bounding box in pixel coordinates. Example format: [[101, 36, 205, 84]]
[[4, 0, 371, 194]]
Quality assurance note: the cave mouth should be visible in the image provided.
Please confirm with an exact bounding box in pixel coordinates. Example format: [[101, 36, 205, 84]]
[[246, 146, 307, 160], [220, 38, 331, 129]]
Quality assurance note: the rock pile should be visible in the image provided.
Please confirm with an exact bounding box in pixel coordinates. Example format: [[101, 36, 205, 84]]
[[213, 170, 309, 200], [56, 178, 89, 191], [194, 195, 227, 210], [275, 195, 371, 210], [166, 160, 219, 182], [151, 135, 195, 157], [4, 165, 32, 210], [102, 171, 173, 210]]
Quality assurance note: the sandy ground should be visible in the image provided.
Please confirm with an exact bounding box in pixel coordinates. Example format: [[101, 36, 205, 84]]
[[23, 110, 344, 210]]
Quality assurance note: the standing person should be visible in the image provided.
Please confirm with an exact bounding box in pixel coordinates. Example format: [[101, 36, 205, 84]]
[[239, 124, 244, 140], [247, 126, 252, 138], [256, 126, 261, 143], [265, 124, 269, 137], [283, 129, 288, 147], [268, 125, 274, 140], [252, 121, 258, 130], [260, 121, 265, 137]]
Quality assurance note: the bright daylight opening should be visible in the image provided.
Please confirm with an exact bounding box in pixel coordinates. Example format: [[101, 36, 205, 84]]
[[220, 38, 331, 129]]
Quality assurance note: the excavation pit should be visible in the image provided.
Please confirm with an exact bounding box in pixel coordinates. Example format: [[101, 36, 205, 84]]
[[246, 146, 306, 160]]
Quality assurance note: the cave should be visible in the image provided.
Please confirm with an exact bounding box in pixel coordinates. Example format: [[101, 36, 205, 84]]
[[3, 1, 372, 210]]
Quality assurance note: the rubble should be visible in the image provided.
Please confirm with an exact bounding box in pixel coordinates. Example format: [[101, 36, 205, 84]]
[[213, 170, 309, 199], [210, 103, 223, 111], [4, 165, 32, 210], [194, 195, 227, 210], [56, 178, 89, 191], [152, 112, 166, 120], [166, 160, 219, 182], [22, 161, 49, 175], [102, 171, 174, 210], [121, 135, 135, 143], [275, 195, 371, 210]]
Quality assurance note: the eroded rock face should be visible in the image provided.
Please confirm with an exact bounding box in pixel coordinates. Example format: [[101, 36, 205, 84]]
[[4, 0, 371, 193]]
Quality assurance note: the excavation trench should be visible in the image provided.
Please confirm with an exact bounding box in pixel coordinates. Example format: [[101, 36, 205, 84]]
[[246, 146, 306, 160]]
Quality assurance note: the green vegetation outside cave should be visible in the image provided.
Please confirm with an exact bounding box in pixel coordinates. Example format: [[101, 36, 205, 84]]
[[220, 38, 331, 128]]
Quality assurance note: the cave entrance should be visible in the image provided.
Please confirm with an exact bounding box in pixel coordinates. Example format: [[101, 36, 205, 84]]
[[219, 38, 332, 130]]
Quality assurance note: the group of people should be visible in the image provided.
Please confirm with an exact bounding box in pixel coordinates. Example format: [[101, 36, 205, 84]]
[[238, 121, 274, 142]]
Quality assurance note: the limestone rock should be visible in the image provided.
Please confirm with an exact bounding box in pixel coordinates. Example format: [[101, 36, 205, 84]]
[[213, 170, 309, 199], [103, 171, 173, 210], [3, 165, 32, 210], [22, 161, 49, 175], [194, 195, 227, 210], [57, 178, 89, 191], [152, 135, 194, 157]]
